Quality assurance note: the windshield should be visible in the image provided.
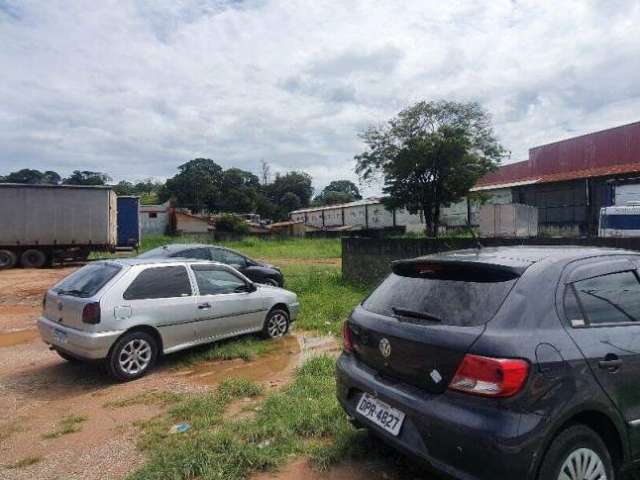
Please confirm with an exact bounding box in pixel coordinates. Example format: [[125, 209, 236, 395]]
[[362, 269, 518, 327], [54, 263, 122, 297]]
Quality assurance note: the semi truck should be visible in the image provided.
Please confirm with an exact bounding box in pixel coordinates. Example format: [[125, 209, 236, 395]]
[[0, 184, 118, 268]]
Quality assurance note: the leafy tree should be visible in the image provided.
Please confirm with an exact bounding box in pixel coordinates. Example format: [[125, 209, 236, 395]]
[[63, 170, 111, 185], [113, 180, 136, 195], [355, 100, 506, 236], [260, 160, 271, 185], [160, 158, 223, 213], [268, 170, 313, 209], [214, 213, 250, 234], [313, 179, 362, 205], [1, 168, 61, 184], [279, 192, 301, 214], [220, 168, 261, 213]]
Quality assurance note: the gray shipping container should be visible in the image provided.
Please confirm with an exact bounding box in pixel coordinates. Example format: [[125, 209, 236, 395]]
[[479, 203, 538, 238], [0, 184, 117, 268]]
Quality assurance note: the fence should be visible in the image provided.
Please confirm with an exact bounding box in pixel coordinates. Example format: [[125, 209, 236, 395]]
[[342, 236, 640, 286]]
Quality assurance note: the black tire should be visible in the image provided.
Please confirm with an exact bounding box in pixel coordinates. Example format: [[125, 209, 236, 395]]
[[107, 331, 158, 381], [262, 308, 290, 339], [538, 424, 615, 480], [0, 249, 17, 269], [20, 249, 48, 268], [263, 277, 280, 287], [56, 349, 81, 363]]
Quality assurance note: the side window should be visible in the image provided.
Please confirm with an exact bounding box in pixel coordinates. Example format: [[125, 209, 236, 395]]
[[191, 266, 247, 295], [123, 266, 192, 300], [210, 249, 247, 267], [171, 248, 210, 260], [572, 271, 640, 325], [563, 287, 585, 327]]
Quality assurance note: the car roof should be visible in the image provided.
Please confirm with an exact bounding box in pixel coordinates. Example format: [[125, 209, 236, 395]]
[[399, 246, 640, 274], [95, 257, 228, 268]]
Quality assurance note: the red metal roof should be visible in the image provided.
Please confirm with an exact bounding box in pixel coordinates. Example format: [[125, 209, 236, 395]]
[[476, 121, 640, 188]]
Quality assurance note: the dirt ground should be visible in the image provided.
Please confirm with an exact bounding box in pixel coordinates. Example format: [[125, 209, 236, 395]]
[[0, 265, 400, 480]]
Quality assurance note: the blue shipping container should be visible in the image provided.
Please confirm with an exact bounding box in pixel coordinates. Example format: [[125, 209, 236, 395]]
[[117, 196, 140, 247]]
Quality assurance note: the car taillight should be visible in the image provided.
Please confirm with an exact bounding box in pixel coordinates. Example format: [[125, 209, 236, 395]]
[[82, 302, 101, 324], [449, 354, 529, 398], [342, 321, 353, 353]]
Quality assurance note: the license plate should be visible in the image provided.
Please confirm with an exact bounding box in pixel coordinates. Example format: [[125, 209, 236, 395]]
[[53, 328, 67, 344], [356, 393, 405, 436]]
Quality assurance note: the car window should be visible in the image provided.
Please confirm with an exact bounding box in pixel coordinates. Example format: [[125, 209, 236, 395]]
[[123, 266, 192, 300], [210, 249, 247, 267], [191, 265, 247, 295], [171, 248, 210, 260], [362, 269, 518, 327], [55, 263, 121, 297], [573, 271, 640, 325], [563, 286, 585, 327]]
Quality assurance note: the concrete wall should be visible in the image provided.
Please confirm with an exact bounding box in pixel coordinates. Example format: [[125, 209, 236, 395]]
[[342, 236, 640, 286], [140, 207, 168, 235]]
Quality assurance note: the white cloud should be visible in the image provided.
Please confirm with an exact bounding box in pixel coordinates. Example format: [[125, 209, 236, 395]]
[[1, 0, 639, 196]]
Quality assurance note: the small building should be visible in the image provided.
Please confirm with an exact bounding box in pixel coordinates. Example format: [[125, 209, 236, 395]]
[[175, 211, 212, 234], [140, 203, 170, 236], [269, 219, 312, 237]]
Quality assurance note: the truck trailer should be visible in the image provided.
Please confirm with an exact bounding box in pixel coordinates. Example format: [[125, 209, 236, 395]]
[[0, 183, 117, 268]]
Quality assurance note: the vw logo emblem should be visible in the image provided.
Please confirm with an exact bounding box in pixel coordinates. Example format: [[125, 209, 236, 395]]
[[379, 338, 391, 358]]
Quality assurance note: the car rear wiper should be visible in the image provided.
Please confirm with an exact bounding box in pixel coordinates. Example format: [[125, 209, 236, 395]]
[[56, 288, 86, 297], [392, 307, 442, 323]]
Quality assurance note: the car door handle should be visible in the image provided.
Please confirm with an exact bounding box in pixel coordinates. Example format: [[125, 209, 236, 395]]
[[598, 356, 622, 370], [197, 303, 211, 310]]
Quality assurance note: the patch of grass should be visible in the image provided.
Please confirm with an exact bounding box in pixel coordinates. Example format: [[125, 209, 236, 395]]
[[104, 390, 183, 409], [129, 356, 343, 480], [174, 336, 275, 368], [138, 234, 341, 259], [282, 264, 368, 335], [5, 455, 43, 469], [41, 415, 88, 439], [0, 419, 23, 443]]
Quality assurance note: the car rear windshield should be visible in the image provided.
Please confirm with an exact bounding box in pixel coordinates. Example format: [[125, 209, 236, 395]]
[[362, 263, 519, 327], [54, 263, 122, 298]]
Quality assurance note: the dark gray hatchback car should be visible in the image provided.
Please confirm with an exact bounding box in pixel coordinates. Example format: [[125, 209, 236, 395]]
[[337, 246, 640, 480]]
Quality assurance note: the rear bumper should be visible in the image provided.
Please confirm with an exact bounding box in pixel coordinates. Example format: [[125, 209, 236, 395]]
[[37, 316, 123, 360], [336, 354, 544, 480]]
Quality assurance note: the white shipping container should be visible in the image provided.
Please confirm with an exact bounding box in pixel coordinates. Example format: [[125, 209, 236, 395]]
[[479, 203, 538, 238]]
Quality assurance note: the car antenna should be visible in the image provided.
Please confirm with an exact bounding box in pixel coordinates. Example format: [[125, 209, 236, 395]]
[[466, 219, 483, 249]]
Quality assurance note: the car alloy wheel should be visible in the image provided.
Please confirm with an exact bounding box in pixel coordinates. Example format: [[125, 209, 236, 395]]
[[557, 448, 607, 480], [118, 338, 152, 376], [263, 277, 279, 287], [267, 311, 288, 338]]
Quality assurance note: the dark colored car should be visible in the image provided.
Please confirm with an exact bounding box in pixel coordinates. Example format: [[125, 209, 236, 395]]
[[337, 246, 640, 480], [138, 244, 284, 287]]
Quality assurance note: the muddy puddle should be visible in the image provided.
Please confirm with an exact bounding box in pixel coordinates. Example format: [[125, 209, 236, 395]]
[[176, 333, 338, 387], [0, 328, 39, 348]]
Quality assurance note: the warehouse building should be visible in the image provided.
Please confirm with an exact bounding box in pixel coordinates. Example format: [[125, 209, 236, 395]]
[[473, 121, 640, 236]]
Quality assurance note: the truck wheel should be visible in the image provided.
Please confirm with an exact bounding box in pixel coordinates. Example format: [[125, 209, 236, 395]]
[[0, 250, 17, 269], [20, 249, 47, 268]]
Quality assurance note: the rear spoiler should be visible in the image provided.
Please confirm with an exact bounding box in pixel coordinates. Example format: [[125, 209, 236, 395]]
[[391, 259, 526, 282]]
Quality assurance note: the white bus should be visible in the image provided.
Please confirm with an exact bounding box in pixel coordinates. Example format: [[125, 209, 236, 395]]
[[599, 205, 640, 237]]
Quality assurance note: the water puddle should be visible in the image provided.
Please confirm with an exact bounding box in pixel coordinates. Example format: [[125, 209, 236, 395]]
[[251, 459, 412, 480], [183, 335, 302, 386], [0, 329, 39, 348]]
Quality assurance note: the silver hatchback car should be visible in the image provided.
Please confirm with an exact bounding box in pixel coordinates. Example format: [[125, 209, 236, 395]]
[[38, 258, 300, 380]]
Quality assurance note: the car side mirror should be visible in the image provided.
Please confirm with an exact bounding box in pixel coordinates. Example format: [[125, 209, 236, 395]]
[[247, 283, 258, 293]]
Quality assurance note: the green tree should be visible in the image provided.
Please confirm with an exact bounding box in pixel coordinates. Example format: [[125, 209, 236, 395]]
[[113, 180, 136, 195], [313, 179, 362, 205], [266, 171, 313, 219], [1, 169, 61, 184], [63, 170, 111, 185], [160, 158, 223, 213], [219, 168, 261, 213], [355, 100, 506, 236]]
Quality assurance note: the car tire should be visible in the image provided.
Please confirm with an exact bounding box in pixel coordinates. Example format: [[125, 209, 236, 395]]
[[107, 331, 158, 381], [538, 424, 615, 480], [263, 277, 280, 287], [262, 308, 289, 339], [20, 249, 48, 268], [0, 249, 17, 269], [56, 349, 81, 363]]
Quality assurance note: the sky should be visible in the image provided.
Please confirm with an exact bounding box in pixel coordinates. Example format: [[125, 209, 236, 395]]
[[1, 0, 639, 196]]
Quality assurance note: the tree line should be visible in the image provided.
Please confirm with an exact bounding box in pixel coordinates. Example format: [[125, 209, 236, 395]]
[[0, 162, 362, 221], [2, 100, 506, 235]]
